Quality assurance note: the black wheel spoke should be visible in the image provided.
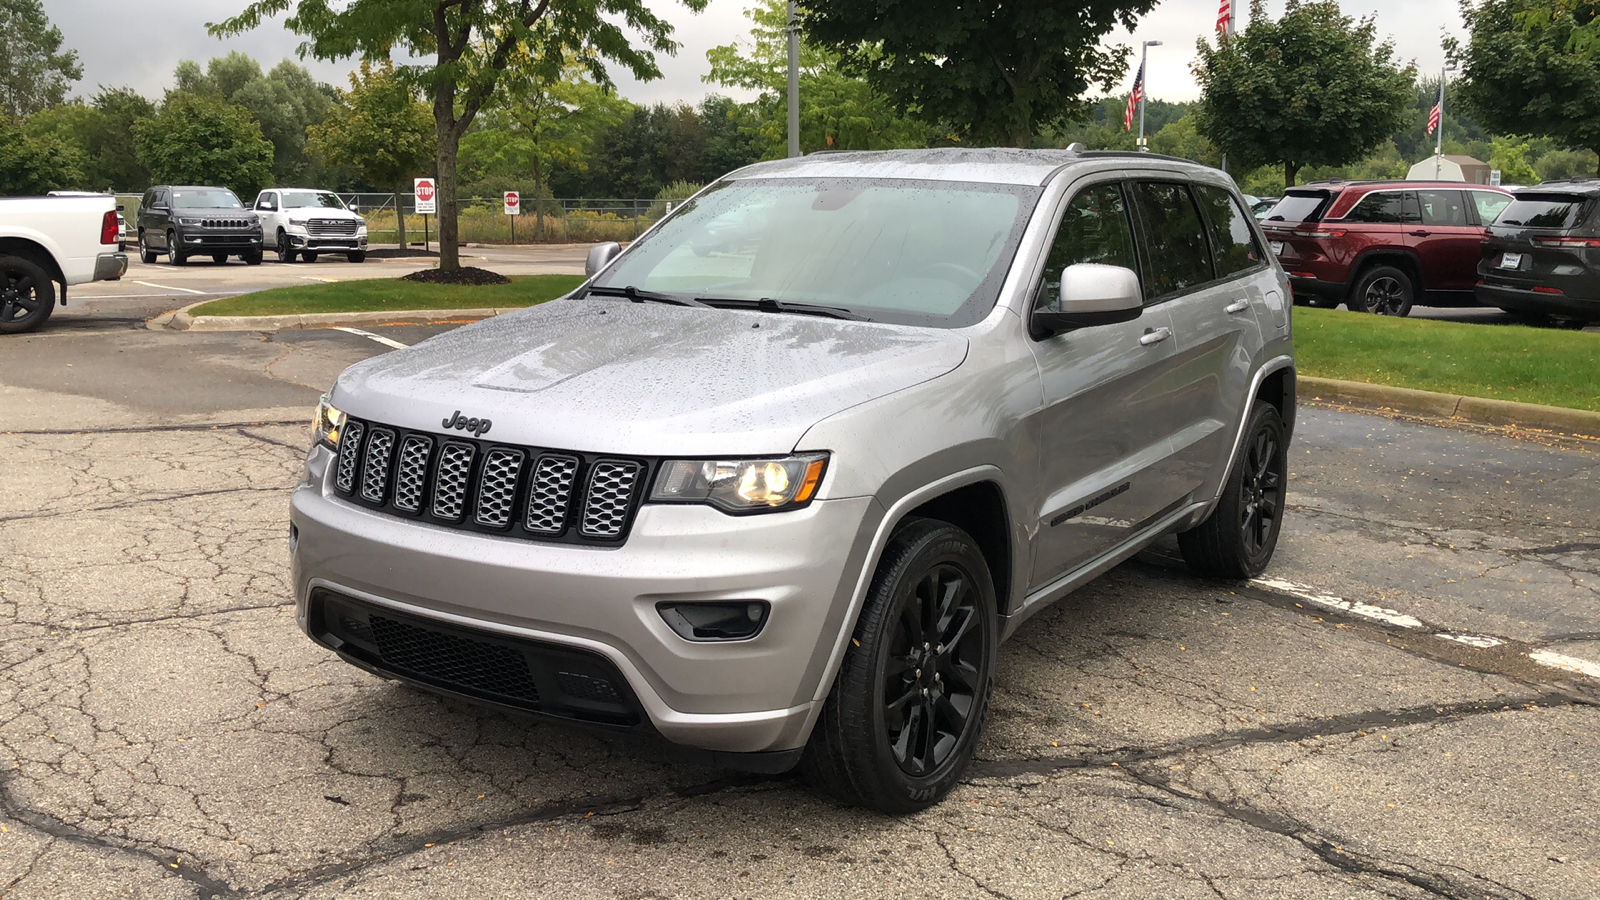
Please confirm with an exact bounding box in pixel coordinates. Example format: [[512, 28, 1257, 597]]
[[941, 606, 976, 653]]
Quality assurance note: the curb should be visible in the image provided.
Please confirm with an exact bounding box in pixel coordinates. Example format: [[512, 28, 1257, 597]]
[[1301, 376, 1600, 438], [158, 300, 518, 332]]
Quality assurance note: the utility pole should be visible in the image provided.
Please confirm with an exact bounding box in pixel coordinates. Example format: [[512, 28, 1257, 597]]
[[1138, 40, 1162, 151], [787, 1, 801, 158]]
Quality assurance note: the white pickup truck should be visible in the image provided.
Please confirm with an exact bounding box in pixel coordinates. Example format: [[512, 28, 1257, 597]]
[[0, 194, 129, 334]]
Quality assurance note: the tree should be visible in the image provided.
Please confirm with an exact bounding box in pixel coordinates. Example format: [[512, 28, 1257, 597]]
[[133, 93, 275, 198], [1449, 0, 1600, 176], [0, 0, 82, 118], [0, 115, 83, 194], [87, 88, 157, 191], [1193, 0, 1415, 186], [169, 53, 338, 184], [698, 95, 764, 181], [800, 0, 1158, 148], [706, 0, 927, 156], [1149, 115, 1221, 168], [1488, 134, 1541, 184], [309, 61, 444, 246], [213, 0, 706, 272], [578, 103, 708, 198]]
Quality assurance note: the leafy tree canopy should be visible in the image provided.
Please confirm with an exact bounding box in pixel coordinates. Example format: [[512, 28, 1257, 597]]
[[0, 0, 82, 118], [169, 53, 337, 184], [307, 61, 433, 243], [1449, 0, 1600, 175], [800, 0, 1158, 148], [133, 93, 275, 198], [1193, 0, 1415, 186], [0, 114, 84, 194]]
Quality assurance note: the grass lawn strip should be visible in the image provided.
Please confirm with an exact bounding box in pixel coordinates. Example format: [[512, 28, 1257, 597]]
[[1295, 308, 1600, 413], [188, 274, 584, 317]]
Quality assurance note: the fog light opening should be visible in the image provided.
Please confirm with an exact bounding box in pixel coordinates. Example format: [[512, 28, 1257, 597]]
[[658, 601, 770, 641]]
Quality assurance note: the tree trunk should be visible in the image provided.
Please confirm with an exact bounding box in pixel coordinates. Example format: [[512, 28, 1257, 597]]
[[436, 127, 459, 270], [533, 163, 545, 243], [393, 179, 408, 248], [1284, 161, 1301, 187], [1007, 99, 1033, 149]]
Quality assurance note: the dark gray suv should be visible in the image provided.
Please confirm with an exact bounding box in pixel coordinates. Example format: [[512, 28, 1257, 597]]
[[291, 149, 1296, 812], [137, 186, 264, 266]]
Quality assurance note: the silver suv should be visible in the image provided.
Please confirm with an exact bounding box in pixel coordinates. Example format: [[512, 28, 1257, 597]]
[[292, 149, 1294, 812]]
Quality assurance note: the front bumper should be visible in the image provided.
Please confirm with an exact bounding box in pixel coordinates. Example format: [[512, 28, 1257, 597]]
[[1477, 282, 1600, 320], [93, 252, 127, 282], [182, 231, 263, 252], [289, 448, 876, 756]]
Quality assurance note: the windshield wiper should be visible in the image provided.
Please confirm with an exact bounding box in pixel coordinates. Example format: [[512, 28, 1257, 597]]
[[585, 285, 710, 308], [691, 296, 868, 321]]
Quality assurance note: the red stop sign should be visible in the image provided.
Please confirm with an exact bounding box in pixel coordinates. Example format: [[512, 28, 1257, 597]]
[[416, 180, 436, 202], [505, 192, 519, 208]]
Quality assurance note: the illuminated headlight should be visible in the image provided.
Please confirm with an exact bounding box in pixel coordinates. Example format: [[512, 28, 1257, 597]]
[[313, 394, 346, 449], [650, 454, 828, 513]]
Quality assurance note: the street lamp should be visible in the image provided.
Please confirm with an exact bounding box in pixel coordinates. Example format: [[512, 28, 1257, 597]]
[[1138, 40, 1163, 151], [1434, 63, 1458, 179]]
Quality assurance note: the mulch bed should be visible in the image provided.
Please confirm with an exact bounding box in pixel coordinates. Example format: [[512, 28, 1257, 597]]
[[399, 266, 512, 286], [364, 248, 440, 260]]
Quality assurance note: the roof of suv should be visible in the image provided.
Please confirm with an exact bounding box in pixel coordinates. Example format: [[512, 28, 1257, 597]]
[[727, 147, 1216, 187], [1296, 179, 1505, 192], [1513, 179, 1600, 196]]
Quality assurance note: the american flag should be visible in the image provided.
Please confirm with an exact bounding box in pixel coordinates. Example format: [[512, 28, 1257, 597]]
[[1427, 84, 1442, 135], [1124, 61, 1145, 132], [1217, 0, 1233, 34]]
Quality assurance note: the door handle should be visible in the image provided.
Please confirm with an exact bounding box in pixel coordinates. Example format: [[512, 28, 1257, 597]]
[[1224, 298, 1251, 314], [1138, 326, 1172, 346], [1408, 230, 1431, 237]]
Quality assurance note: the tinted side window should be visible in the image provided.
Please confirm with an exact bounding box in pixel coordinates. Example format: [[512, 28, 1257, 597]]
[[1469, 191, 1512, 224], [1418, 190, 1468, 226], [1343, 191, 1408, 223], [1039, 182, 1139, 306], [1129, 181, 1214, 299], [1193, 184, 1263, 277]]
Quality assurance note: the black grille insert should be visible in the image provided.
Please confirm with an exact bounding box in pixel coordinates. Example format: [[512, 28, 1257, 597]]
[[370, 614, 540, 703]]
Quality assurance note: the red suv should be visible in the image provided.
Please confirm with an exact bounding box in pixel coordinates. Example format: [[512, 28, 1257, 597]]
[[1259, 181, 1512, 316]]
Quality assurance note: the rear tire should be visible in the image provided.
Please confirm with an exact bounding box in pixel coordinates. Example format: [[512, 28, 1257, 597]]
[[211, 253, 228, 264], [347, 251, 366, 263], [1178, 401, 1288, 579], [0, 255, 57, 335], [800, 518, 997, 813], [302, 251, 319, 263], [243, 250, 263, 266], [1349, 265, 1413, 316]]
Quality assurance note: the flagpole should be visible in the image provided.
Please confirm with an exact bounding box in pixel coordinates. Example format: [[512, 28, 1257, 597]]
[[1138, 40, 1162, 150], [1434, 64, 1445, 179], [1220, 5, 1234, 174]]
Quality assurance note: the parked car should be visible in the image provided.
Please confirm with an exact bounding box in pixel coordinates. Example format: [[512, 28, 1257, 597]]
[[1477, 180, 1600, 322], [137, 186, 264, 266], [252, 188, 368, 263], [1259, 180, 1512, 315], [290, 148, 1296, 812], [0, 194, 128, 333], [1250, 196, 1279, 219]]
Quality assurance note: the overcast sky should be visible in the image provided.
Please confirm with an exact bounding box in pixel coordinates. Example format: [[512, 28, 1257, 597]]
[[54, 0, 1466, 108]]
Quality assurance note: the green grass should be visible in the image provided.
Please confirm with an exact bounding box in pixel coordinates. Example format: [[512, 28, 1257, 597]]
[[1295, 307, 1600, 412], [189, 274, 585, 317]]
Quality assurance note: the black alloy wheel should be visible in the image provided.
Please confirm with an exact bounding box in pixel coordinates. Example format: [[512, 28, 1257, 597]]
[[0, 256, 57, 334], [138, 232, 157, 264], [276, 230, 297, 263], [1352, 265, 1414, 316], [801, 518, 997, 813], [1178, 400, 1289, 579], [166, 232, 185, 266], [882, 563, 986, 777]]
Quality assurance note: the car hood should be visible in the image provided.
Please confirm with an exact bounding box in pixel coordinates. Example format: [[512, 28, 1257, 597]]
[[333, 298, 969, 456], [173, 207, 257, 218]]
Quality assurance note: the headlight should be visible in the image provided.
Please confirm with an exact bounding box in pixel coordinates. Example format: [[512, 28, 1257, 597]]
[[650, 454, 828, 513], [178, 217, 203, 226], [288, 217, 309, 227], [313, 394, 346, 449]]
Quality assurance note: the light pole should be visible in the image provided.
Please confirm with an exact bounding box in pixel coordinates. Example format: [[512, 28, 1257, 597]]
[[787, 1, 800, 158], [1138, 40, 1162, 151], [1434, 63, 1457, 179]]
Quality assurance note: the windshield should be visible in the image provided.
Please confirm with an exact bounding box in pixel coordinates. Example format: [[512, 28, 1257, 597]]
[[172, 189, 243, 209], [1262, 191, 1331, 223], [1497, 194, 1591, 229], [593, 177, 1041, 328], [281, 191, 347, 210]]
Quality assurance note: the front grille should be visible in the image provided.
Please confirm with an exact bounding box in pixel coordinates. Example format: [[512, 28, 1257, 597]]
[[312, 589, 642, 726], [202, 218, 253, 229], [309, 218, 359, 236], [332, 417, 650, 546]]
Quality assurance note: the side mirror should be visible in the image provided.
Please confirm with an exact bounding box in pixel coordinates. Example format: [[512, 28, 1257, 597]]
[[585, 241, 622, 278], [1030, 263, 1143, 338]]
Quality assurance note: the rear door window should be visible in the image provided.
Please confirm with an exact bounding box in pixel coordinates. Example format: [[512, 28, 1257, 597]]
[[1342, 191, 1412, 224], [1417, 190, 1469, 227], [1468, 191, 1512, 225], [1496, 194, 1591, 229], [1192, 184, 1264, 277], [1262, 191, 1330, 224], [1129, 181, 1215, 300]]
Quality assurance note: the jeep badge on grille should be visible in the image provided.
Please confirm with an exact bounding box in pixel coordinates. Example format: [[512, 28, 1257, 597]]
[[442, 410, 493, 437]]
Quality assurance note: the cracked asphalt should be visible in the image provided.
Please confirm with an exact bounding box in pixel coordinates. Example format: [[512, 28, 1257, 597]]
[[2, 311, 1597, 899]]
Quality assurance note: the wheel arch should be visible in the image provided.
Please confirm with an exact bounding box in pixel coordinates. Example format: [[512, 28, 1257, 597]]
[[903, 481, 1014, 618], [1347, 249, 1423, 300], [0, 238, 65, 285]]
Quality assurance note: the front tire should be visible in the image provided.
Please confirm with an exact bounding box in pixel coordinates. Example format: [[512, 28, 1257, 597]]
[[243, 249, 263, 266], [0, 255, 57, 334], [166, 232, 186, 266], [138, 232, 157, 264], [801, 518, 997, 813], [1350, 265, 1414, 316], [211, 253, 228, 265], [1178, 401, 1288, 579], [276, 230, 297, 263]]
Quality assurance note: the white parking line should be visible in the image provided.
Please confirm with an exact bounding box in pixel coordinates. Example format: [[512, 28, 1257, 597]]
[[1529, 650, 1600, 680], [1437, 633, 1506, 649], [71, 290, 252, 300], [133, 280, 207, 295], [332, 327, 409, 350], [1249, 576, 1425, 628]]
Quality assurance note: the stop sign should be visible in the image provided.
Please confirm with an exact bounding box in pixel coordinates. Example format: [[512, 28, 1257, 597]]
[[504, 191, 520, 216], [414, 177, 436, 213]]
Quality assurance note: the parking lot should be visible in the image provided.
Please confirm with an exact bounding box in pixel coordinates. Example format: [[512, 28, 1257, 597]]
[[1, 253, 1597, 899]]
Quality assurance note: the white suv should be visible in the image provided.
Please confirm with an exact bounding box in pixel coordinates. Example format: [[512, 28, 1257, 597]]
[[253, 189, 368, 263]]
